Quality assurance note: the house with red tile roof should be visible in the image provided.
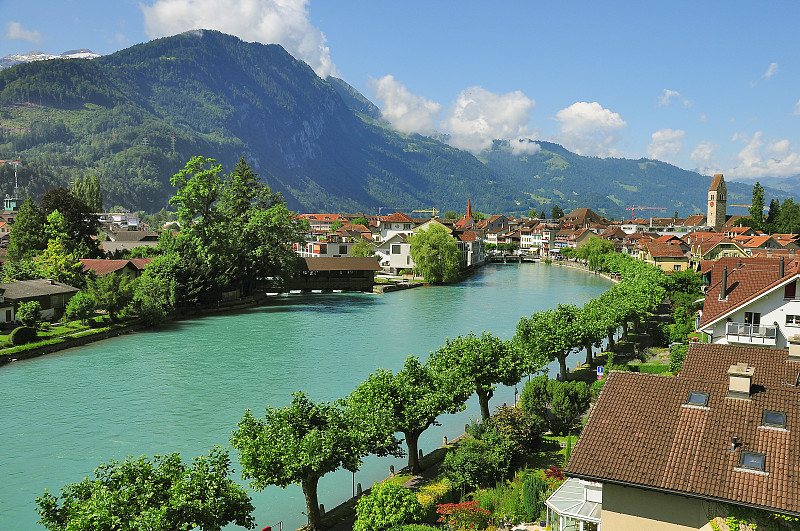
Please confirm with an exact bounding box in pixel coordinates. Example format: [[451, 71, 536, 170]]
[[690, 237, 748, 269], [641, 242, 690, 272], [377, 212, 414, 242], [697, 256, 800, 349], [558, 343, 800, 530], [80, 259, 151, 280]]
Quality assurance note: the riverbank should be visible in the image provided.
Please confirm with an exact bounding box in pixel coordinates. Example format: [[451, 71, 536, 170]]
[[555, 258, 620, 283]]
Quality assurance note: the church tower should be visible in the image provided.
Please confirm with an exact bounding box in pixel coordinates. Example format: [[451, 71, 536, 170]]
[[707, 173, 727, 227]]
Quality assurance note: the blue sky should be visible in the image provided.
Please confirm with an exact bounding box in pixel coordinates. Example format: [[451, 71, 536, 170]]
[[2, 0, 799, 181]]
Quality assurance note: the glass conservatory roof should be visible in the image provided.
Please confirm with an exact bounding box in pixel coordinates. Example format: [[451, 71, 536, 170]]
[[545, 477, 602, 522]]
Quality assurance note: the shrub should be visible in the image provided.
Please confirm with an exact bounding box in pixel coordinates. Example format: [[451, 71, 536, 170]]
[[650, 322, 670, 347], [591, 378, 606, 398], [416, 477, 456, 523], [10, 326, 37, 346], [436, 501, 491, 531], [669, 344, 688, 373], [489, 405, 545, 457], [354, 482, 422, 531], [440, 437, 508, 493], [523, 473, 547, 521], [16, 300, 41, 328]]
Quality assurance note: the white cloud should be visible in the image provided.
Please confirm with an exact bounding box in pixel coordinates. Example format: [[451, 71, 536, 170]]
[[792, 99, 800, 116], [554, 101, 626, 157], [369, 75, 441, 135], [690, 141, 721, 174], [141, 0, 336, 78], [751, 62, 779, 87], [6, 22, 43, 44], [647, 128, 685, 162], [508, 137, 541, 156], [763, 62, 779, 80], [442, 86, 535, 153], [658, 89, 691, 108], [728, 131, 800, 178]]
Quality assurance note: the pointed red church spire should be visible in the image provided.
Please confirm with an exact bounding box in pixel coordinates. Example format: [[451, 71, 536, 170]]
[[466, 198, 472, 219]]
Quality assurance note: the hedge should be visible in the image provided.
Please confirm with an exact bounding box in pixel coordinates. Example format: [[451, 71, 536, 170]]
[[10, 326, 38, 346]]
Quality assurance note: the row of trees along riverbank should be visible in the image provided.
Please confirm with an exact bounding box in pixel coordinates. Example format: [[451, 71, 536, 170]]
[[36, 249, 698, 531]]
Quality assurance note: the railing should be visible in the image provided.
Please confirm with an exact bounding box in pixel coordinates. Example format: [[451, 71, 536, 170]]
[[726, 322, 777, 345]]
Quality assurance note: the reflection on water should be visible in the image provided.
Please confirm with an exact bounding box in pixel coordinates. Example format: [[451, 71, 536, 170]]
[[0, 264, 610, 530]]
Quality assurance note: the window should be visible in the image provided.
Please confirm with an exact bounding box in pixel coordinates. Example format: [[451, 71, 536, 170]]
[[740, 451, 766, 471], [786, 315, 800, 327], [762, 410, 786, 428], [686, 391, 709, 407], [673, 264, 682, 271], [785, 281, 797, 299], [744, 312, 761, 325], [339, 246, 347, 254], [391, 245, 401, 255]]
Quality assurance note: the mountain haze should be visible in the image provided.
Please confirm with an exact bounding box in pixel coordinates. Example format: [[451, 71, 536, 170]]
[[0, 30, 783, 217]]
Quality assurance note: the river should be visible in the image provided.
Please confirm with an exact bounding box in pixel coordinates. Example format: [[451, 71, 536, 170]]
[[0, 263, 610, 530]]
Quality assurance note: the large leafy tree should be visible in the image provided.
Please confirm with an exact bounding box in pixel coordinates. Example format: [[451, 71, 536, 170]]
[[87, 273, 134, 322], [39, 187, 101, 258], [36, 447, 254, 531], [7, 197, 47, 260], [348, 355, 470, 473], [231, 392, 396, 530], [516, 304, 580, 381], [429, 331, 527, 420], [34, 239, 85, 287], [408, 224, 460, 284], [72, 175, 103, 213]]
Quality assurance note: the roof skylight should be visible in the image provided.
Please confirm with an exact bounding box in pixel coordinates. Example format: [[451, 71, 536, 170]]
[[686, 391, 709, 407]]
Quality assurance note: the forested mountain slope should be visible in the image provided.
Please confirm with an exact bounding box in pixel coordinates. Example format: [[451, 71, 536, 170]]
[[0, 30, 783, 217]]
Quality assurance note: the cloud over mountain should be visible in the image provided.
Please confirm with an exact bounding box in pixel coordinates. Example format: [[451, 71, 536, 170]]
[[647, 128, 685, 162], [141, 0, 336, 77], [369, 75, 441, 135], [555, 101, 626, 157], [6, 21, 42, 44]]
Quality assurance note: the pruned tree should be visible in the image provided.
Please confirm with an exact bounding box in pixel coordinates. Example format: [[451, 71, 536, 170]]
[[429, 331, 527, 420], [36, 447, 254, 531], [348, 355, 470, 473], [408, 224, 461, 284], [231, 391, 397, 530]]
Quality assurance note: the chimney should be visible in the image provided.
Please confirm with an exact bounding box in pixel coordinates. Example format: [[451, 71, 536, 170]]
[[720, 266, 728, 301], [780, 256, 785, 278], [727, 363, 754, 400], [788, 335, 800, 361]]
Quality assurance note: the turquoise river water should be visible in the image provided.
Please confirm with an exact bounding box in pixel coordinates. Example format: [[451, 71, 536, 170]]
[[0, 263, 610, 530]]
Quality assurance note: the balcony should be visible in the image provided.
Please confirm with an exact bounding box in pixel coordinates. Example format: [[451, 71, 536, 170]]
[[726, 322, 777, 346]]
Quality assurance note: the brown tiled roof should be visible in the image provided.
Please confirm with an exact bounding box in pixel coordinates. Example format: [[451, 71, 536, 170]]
[[0, 279, 79, 299], [684, 214, 708, 226], [709, 173, 724, 191], [302, 257, 380, 271], [80, 259, 138, 276], [699, 257, 800, 327], [646, 242, 687, 258], [382, 212, 413, 223], [130, 258, 154, 270], [457, 231, 478, 242], [566, 343, 800, 516], [107, 230, 160, 242]]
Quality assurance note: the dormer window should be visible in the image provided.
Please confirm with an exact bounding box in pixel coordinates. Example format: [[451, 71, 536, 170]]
[[762, 410, 787, 429], [740, 451, 766, 471], [686, 391, 709, 407]]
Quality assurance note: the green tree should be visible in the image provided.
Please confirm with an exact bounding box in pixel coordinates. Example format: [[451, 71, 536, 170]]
[[515, 304, 580, 381], [429, 332, 527, 420], [16, 300, 42, 328], [576, 236, 614, 271], [169, 156, 223, 243], [87, 273, 134, 322], [440, 437, 507, 492], [39, 188, 101, 258], [34, 239, 85, 287], [329, 220, 344, 233], [73, 175, 103, 212], [409, 224, 460, 284], [7, 197, 47, 260], [350, 216, 369, 227], [351, 238, 376, 258], [2, 258, 43, 281], [36, 447, 255, 531], [750, 181, 765, 230], [766, 198, 781, 232], [353, 482, 422, 531], [348, 355, 470, 473], [65, 291, 95, 325], [472, 211, 486, 221], [231, 392, 396, 530], [551, 205, 564, 219], [550, 380, 591, 435], [444, 210, 458, 219]]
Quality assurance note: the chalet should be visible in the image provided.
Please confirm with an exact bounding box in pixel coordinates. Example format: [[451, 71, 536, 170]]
[[377, 212, 414, 242], [641, 242, 690, 272], [558, 343, 800, 530], [689, 236, 748, 269], [560, 207, 603, 229], [697, 256, 800, 349], [374, 233, 412, 273], [0, 279, 79, 324], [80, 259, 152, 280]]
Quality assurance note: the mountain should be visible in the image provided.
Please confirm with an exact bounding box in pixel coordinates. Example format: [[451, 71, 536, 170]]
[[0, 49, 100, 70], [0, 31, 788, 217]]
